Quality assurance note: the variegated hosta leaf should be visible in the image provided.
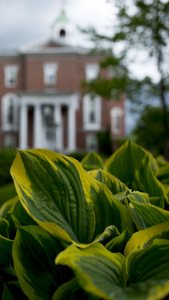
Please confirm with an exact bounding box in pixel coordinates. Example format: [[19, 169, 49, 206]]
[[128, 200, 169, 229], [56, 243, 126, 300], [89, 169, 128, 195], [11, 149, 133, 246], [12, 225, 64, 300], [56, 242, 169, 300], [127, 239, 169, 287], [105, 140, 167, 206], [81, 152, 104, 171], [125, 221, 169, 256]]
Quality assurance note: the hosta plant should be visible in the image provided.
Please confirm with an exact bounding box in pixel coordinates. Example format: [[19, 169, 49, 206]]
[[0, 140, 169, 299]]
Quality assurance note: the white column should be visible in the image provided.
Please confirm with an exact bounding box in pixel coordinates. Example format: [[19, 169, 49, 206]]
[[19, 103, 28, 149], [54, 105, 63, 151], [67, 104, 76, 152], [34, 104, 43, 148]]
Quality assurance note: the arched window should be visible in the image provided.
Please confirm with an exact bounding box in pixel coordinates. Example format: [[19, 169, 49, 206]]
[[1, 93, 19, 131], [83, 94, 101, 130], [8, 99, 14, 124], [111, 107, 123, 135], [59, 28, 66, 38]]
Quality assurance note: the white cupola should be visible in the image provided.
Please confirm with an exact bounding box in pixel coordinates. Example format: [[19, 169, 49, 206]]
[[51, 10, 72, 44]]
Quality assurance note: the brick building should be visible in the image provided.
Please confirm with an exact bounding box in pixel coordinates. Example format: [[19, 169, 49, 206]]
[[0, 10, 125, 152]]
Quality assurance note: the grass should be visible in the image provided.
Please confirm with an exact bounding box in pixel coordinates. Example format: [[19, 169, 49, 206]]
[[0, 183, 16, 207]]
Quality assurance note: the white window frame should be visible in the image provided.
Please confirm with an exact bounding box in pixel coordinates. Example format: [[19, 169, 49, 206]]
[[4, 65, 19, 88], [43, 63, 58, 86], [83, 94, 101, 130], [85, 63, 99, 81], [111, 107, 123, 135]]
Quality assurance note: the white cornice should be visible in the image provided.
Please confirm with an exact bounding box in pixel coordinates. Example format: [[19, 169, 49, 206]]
[[20, 46, 89, 55], [0, 50, 20, 57]]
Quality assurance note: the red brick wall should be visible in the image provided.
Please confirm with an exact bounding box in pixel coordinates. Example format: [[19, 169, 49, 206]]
[[0, 50, 125, 150]]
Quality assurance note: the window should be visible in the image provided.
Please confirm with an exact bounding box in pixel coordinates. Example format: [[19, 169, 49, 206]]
[[83, 94, 101, 130], [85, 64, 99, 81], [43, 63, 58, 86], [86, 134, 98, 151], [111, 107, 123, 135], [4, 65, 18, 88], [1, 94, 18, 131]]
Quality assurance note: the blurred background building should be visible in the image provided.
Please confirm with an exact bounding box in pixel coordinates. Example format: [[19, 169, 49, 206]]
[[0, 9, 125, 152]]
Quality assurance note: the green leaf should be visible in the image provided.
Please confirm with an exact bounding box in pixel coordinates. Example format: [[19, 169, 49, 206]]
[[0, 235, 13, 266], [0, 217, 9, 237], [127, 239, 169, 284], [81, 152, 104, 171], [125, 221, 169, 256], [11, 149, 133, 245], [157, 157, 169, 185], [94, 225, 120, 245], [89, 169, 128, 195], [11, 199, 36, 227], [129, 200, 169, 229], [0, 197, 18, 239], [56, 242, 169, 300], [106, 230, 131, 253], [0, 197, 17, 220], [125, 280, 169, 300], [52, 278, 80, 300], [12, 225, 64, 300], [127, 191, 149, 204], [52, 278, 97, 300], [105, 140, 167, 206], [56, 243, 126, 300]]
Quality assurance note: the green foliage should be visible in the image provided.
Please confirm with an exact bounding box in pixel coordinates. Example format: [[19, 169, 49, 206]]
[[0, 149, 16, 186], [0, 183, 16, 207], [84, 0, 169, 157], [97, 128, 113, 156], [133, 106, 169, 157], [81, 152, 104, 171], [0, 141, 169, 299]]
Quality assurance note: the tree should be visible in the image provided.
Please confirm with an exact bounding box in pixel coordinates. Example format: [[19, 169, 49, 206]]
[[133, 106, 169, 157], [84, 0, 169, 157]]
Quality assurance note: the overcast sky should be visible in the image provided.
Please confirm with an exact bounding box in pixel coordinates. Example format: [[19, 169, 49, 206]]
[[0, 0, 113, 49], [0, 0, 158, 77]]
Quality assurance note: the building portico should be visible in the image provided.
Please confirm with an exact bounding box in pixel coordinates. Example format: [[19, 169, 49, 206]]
[[19, 93, 79, 152]]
